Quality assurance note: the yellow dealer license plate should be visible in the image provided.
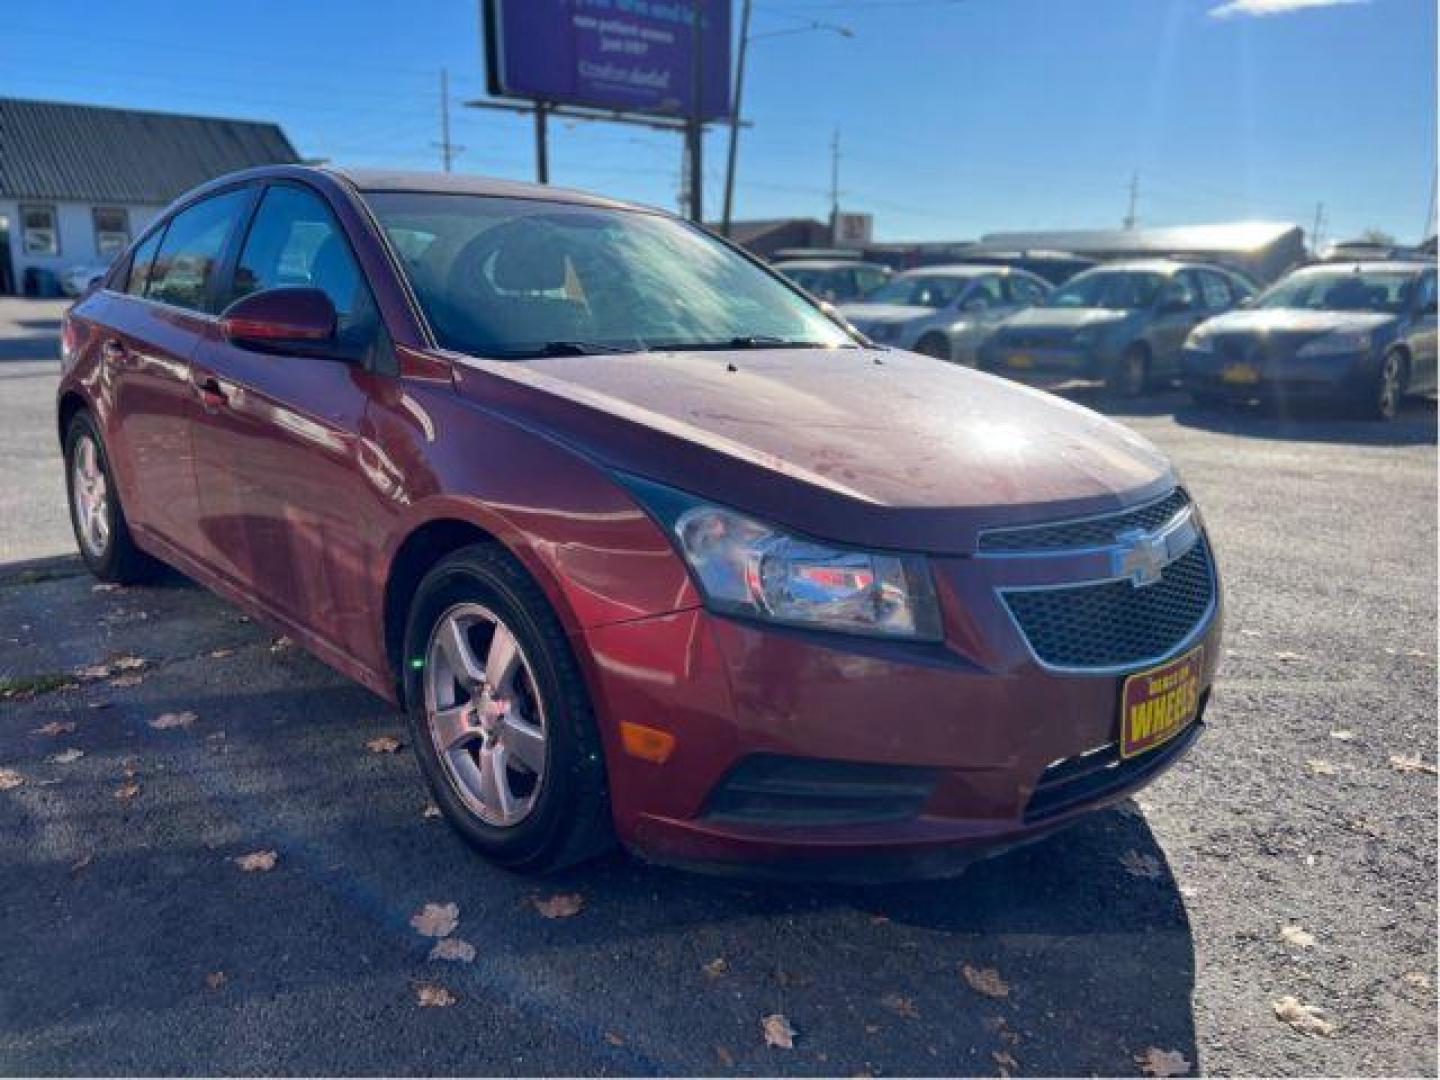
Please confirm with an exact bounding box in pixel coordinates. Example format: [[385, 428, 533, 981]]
[[1008, 352, 1035, 369], [1221, 362, 1260, 385], [1120, 647, 1203, 759]]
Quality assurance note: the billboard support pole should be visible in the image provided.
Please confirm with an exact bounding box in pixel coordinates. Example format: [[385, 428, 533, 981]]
[[687, 1, 705, 223], [535, 102, 550, 184], [720, 0, 751, 237]]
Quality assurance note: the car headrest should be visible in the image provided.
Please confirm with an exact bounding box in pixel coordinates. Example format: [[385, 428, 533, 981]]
[[491, 239, 567, 293]]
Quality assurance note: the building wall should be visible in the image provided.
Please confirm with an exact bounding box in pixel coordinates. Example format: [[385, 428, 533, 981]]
[[0, 199, 163, 295]]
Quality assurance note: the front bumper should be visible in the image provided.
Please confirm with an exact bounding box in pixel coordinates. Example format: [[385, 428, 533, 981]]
[[979, 342, 1107, 383], [1181, 346, 1378, 402], [579, 544, 1223, 882]]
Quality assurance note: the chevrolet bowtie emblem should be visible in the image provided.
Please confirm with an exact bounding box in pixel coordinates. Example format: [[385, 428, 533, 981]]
[[1112, 527, 1169, 587]]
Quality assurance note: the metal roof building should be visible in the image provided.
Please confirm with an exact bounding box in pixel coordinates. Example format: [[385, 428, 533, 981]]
[[0, 97, 298, 295]]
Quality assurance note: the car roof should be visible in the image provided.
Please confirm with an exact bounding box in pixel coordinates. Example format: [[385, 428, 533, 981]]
[[774, 259, 884, 270], [1078, 259, 1193, 275], [1291, 260, 1431, 275], [895, 264, 1024, 278], [325, 166, 651, 212]]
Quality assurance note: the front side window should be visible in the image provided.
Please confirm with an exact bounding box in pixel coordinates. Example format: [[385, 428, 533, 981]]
[[363, 192, 853, 357], [147, 188, 250, 312], [1048, 270, 1165, 311], [867, 274, 970, 310], [232, 184, 377, 344], [125, 229, 164, 296], [21, 205, 58, 256], [93, 208, 131, 258]]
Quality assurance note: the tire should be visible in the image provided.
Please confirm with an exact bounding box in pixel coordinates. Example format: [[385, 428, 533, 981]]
[[402, 543, 612, 873], [914, 334, 952, 362], [1361, 349, 1407, 422], [1106, 344, 1149, 398], [63, 411, 159, 584]]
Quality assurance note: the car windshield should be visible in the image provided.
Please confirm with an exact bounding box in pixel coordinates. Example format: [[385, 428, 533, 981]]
[[1047, 270, 1165, 310], [1252, 269, 1416, 313], [362, 192, 855, 357], [865, 274, 970, 309]]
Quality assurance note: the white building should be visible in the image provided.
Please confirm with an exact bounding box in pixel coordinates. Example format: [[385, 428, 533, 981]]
[[0, 97, 297, 295]]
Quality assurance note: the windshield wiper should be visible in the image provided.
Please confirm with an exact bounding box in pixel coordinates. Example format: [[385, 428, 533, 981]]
[[657, 336, 849, 351], [505, 340, 648, 358]]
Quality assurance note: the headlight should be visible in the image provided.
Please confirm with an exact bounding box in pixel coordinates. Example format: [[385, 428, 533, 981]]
[[619, 476, 942, 641], [1184, 326, 1214, 353], [1296, 331, 1372, 358]]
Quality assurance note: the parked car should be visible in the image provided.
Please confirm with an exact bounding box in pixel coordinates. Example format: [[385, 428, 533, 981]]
[[59, 165, 1222, 880], [60, 260, 114, 298], [978, 260, 1255, 395], [772, 258, 891, 303], [950, 249, 1098, 286], [839, 265, 1052, 364], [1181, 261, 1438, 420]]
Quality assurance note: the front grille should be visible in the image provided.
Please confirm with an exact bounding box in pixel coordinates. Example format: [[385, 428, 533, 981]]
[[1023, 713, 1204, 822], [1002, 538, 1215, 669], [979, 488, 1190, 553]]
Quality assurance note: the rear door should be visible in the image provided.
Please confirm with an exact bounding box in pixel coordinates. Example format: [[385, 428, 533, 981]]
[[1407, 269, 1437, 391], [190, 180, 392, 656], [96, 187, 254, 560]]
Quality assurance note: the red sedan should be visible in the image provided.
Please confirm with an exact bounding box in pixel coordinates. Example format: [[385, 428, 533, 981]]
[[58, 166, 1222, 880]]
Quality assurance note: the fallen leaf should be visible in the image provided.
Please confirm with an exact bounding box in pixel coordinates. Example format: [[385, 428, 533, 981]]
[[961, 964, 1010, 998], [1280, 924, 1316, 949], [1120, 849, 1164, 879], [715, 1045, 735, 1067], [1273, 651, 1307, 663], [151, 711, 197, 730], [1402, 971, 1432, 989], [1273, 995, 1335, 1037], [76, 663, 112, 681], [993, 1049, 1020, 1073], [366, 735, 402, 753], [0, 768, 24, 791], [533, 892, 584, 919], [421, 802, 442, 819], [270, 636, 294, 653], [69, 853, 94, 874], [209, 648, 235, 659], [233, 849, 278, 872], [111, 655, 147, 672], [703, 957, 730, 978], [205, 971, 227, 991], [761, 1013, 796, 1049], [114, 780, 141, 801], [428, 937, 476, 963], [881, 992, 919, 1018], [604, 1032, 625, 1047], [1329, 729, 1356, 742], [1389, 754, 1438, 775], [49, 748, 84, 764], [108, 674, 143, 688], [410, 902, 460, 938], [32, 720, 76, 737], [416, 981, 456, 1007], [1306, 759, 1337, 777], [1135, 1047, 1191, 1077]]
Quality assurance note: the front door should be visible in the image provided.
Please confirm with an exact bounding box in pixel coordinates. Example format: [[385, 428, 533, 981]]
[[190, 181, 392, 658]]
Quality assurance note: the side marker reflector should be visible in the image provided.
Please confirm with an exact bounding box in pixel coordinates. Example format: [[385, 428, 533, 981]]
[[620, 721, 676, 764]]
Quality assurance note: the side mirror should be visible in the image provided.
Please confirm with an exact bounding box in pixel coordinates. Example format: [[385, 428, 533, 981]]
[[219, 287, 340, 356]]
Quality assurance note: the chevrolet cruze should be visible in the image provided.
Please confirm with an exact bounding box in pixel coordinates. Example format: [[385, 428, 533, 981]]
[[58, 166, 1222, 880]]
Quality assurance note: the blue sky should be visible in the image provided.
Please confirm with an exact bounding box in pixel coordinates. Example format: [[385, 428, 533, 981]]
[[4, 0, 1434, 244]]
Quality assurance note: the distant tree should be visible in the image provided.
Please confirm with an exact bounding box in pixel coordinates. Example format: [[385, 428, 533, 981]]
[[1359, 228, 1398, 246]]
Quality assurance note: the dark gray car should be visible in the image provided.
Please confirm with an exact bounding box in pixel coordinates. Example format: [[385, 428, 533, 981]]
[[1180, 261, 1438, 420], [978, 260, 1256, 395]]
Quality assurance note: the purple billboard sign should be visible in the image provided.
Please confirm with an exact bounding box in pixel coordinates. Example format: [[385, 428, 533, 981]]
[[484, 0, 731, 121]]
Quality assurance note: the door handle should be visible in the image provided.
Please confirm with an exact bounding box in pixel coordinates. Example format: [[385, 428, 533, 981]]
[[101, 339, 127, 364], [196, 377, 228, 411]]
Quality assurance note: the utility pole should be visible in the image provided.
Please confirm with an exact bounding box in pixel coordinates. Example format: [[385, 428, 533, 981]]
[[1424, 168, 1437, 240], [686, 0, 705, 223], [1123, 172, 1139, 230], [721, 0, 753, 237], [1311, 202, 1327, 256], [433, 69, 463, 173], [829, 128, 841, 243]]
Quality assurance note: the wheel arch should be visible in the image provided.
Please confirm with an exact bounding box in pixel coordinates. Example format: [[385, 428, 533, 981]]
[[57, 389, 90, 446]]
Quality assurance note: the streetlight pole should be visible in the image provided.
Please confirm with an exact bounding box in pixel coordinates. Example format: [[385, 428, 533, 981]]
[[688, 0, 705, 223]]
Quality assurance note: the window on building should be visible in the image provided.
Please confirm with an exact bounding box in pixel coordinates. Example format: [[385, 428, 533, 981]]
[[21, 205, 58, 256], [93, 208, 131, 258], [146, 188, 250, 312]]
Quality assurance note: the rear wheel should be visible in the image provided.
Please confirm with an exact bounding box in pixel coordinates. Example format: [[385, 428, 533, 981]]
[[1362, 348, 1406, 421], [63, 412, 159, 584], [402, 544, 612, 873], [1106, 344, 1149, 397], [914, 333, 952, 362]]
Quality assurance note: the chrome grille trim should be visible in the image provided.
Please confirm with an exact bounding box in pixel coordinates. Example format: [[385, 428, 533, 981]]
[[977, 487, 1190, 556]]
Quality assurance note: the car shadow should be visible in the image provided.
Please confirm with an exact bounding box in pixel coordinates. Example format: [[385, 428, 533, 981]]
[[0, 333, 59, 361]]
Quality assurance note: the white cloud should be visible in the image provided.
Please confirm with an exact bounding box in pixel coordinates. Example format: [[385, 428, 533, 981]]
[[1209, 0, 1369, 18]]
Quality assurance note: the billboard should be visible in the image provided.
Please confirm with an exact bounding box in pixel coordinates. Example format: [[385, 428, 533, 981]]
[[484, 0, 732, 122]]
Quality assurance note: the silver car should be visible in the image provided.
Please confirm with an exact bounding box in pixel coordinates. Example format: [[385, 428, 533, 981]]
[[839, 265, 1051, 364]]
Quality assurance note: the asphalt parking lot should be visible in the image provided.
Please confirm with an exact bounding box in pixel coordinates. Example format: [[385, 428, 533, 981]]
[[0, 301, 1435, 1076]]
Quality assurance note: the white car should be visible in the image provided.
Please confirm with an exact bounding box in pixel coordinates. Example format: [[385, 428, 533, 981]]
[[839, 265, 1051, 364]]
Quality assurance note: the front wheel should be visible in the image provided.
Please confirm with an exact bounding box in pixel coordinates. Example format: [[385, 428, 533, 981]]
[[1362, 349, 1406, 421], [402, 544, 612, 873], [1106, 345, 1149, 398], [63, 412, 159, 584]]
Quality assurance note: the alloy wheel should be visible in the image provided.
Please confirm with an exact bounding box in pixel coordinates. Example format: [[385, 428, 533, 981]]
[[422, 603, 548, 827], [1377, 353, 1402, 420], [71, 434, 111, 559]]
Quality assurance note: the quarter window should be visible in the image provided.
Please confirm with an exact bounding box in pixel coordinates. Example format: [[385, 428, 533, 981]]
[[125, 230, 164, 296], [21, 205, 58, 256], [146, 189, 250, 312], [93, 208, 131, 258]]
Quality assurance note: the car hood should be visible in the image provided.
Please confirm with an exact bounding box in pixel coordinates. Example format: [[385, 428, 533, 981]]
[[1198, 308, 1395, 335], [1000, 307, 1132, 331], [448, 347, 1174, 555], [838, 303, 935, 324]]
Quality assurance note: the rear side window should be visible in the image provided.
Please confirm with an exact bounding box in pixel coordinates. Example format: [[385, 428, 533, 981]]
[[125, 230, 164, 296], [1198, 270, 1232, 311], [147, 189, 250, 312], [231, 184, 378, 344], [967, 275, 1005, 307]]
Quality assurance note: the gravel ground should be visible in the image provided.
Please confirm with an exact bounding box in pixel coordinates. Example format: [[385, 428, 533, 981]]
[[0, 377, 1435, 1076]]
